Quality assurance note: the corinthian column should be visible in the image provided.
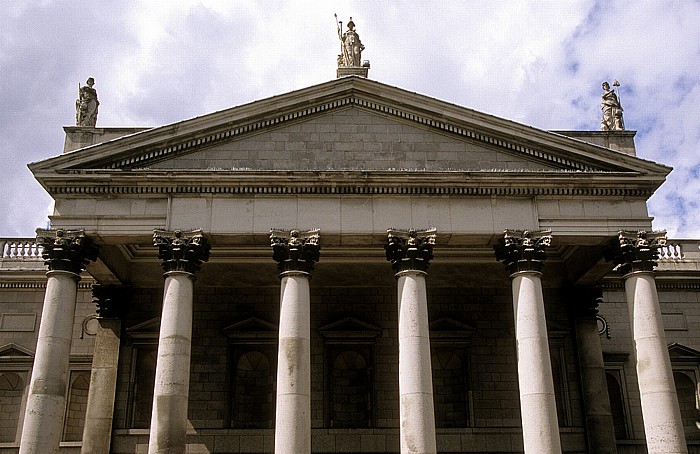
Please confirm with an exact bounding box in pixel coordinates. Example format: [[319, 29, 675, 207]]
[[494, 229, 561, 454], [270, 229, 320, 454], [606, 230, 687, 453], [148, 230, 210, 454], [386, 228, 437, 454], [20, 229, 99, 454], [81, 284, 129, 454]]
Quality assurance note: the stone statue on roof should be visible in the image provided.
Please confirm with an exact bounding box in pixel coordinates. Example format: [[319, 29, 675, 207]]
[[76, 77, 99, 127], [336, 16, 365, 67], [601, 80, 624, 131]]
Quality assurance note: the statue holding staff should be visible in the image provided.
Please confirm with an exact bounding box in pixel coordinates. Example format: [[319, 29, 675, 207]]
[[335, 15, 364, 67], [76, 77, 99, 127], [600, 80, 624, 131]]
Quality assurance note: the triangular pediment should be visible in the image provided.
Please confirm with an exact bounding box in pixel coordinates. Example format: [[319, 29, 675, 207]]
[[668, 343, 700, 362], [429, 317, 476, 339], [223, 317, 278, 341], [0, 343, 34, 357], [30, 76, 670, 197], [125, 317, 160, 339], [319, 317, 382, 339]]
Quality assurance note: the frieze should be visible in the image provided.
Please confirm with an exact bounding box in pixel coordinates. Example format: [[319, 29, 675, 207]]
[[385, 228, 437, 273]]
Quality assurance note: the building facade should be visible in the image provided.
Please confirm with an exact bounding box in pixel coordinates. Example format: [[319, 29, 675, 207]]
[[0, 76, 698, 453]]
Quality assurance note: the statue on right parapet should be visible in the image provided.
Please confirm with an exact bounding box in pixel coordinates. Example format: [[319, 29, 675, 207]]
[[76, 77, 99, 127], [601, 80, 624, 131]]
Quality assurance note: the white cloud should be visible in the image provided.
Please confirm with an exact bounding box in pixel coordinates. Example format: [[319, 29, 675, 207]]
[[1, 1, 699, 239]]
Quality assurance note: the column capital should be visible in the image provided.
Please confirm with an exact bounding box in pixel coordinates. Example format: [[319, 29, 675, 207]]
[[604, 230, 667, 274], [153, 229, 210, 274], [270, 228, 320, 274], [92, 284, 130, 319], [567, 286, 603, 319], [36, 228, 99, 275], [385, 228, 436, 273], [494, 229, 552, 275]]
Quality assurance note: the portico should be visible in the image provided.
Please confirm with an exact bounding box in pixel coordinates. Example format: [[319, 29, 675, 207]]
[[17, 76, 689, 453]]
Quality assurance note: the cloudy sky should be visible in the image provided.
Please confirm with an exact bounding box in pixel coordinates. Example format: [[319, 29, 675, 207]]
[[1, 1, 699, 238]]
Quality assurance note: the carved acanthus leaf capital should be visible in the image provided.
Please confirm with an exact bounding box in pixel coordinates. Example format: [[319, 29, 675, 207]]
[[385, 228, 436, 273], [36, 228, 99, 275], [494, 229, 552, 275], [153, 229, 210, 274], [604, 230, 666, 274], [92, 284, 131, 319], [270, 229, 320, 274]]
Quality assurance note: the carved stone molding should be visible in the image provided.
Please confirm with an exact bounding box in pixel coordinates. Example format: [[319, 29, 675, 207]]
[[604, 230, 667, 274], [153, 229, 210, 274], [92, 284, 130, 319], [270, 229, 320, 274], [35, 228, 99, 275], [494, 229, 552, 275], [385, 228, 436, 273]]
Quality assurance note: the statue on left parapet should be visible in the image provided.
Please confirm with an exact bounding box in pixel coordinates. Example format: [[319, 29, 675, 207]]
[[76, 77, 99, 127]]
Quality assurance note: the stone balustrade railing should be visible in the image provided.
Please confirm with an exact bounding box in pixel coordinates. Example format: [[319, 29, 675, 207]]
[[0, 238, 43, 260]]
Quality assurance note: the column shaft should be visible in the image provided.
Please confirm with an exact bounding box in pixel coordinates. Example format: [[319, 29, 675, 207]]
[[148, 271, 194, 454], [275, 272, 311, 454], [81, 317, 122, 454], [19, 270, 80, 454], [625, 272, 687, 453], [574, 315, 617, 453], [397, 271, 436, 454], [511, 271, 562, 454]]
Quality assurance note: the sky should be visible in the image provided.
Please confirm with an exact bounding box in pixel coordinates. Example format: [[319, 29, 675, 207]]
[[1, 1, 699, 239]]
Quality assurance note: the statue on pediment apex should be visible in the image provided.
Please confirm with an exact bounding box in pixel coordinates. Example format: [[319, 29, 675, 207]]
[[76, 77, 99, 127], [601, 80, 624, 131], [335, 15, 365, 67]]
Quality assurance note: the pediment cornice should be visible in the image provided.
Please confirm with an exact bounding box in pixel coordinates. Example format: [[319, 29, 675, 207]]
[[30, 77, 670, 180]]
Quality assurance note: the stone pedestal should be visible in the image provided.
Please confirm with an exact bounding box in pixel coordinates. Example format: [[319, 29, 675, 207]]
[[572, 289, 617, 454], [386, 228, 437, 454], [270, 229, 320, 454], [606, 230, 687, 454], [149, 230, 209, 454], [495, 230, 561, 454], [20, 229, 98, 454]]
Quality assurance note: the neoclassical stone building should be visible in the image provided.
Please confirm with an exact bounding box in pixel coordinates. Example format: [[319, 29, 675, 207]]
[[0, 74, 699, 454]]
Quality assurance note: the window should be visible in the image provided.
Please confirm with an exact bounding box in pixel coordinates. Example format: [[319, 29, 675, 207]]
[[320, 317, 381, 429], [605, 370, 629, 440], [0, 371, 25, 443], [431, 346, 469, 428], [62, 371, 91, 441], [223, 317, 279, 429], [230, 347, 276, 429], [129, 344, 158, 428]]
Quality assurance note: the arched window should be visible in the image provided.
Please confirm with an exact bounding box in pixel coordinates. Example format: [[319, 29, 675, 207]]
[[63, 371, 91, 441], [330, 348, 371, 428], [232, 350, 275, 429], [432, 347, 469, 428], [673, 371, 698, 437], [605, 371, 629, 440], [0, 372, 25, 442]]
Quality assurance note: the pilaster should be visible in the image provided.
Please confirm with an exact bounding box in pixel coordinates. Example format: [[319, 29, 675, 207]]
[[81, 285, 129, 454]]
